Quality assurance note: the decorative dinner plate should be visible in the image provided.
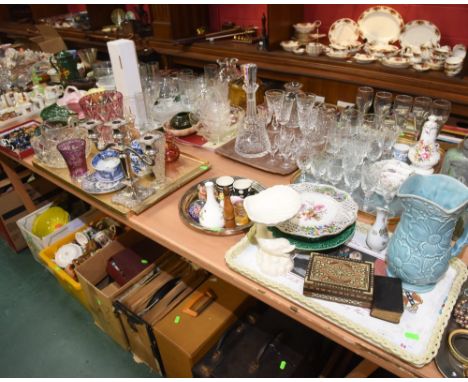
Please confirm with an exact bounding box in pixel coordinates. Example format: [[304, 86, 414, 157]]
[[269, 223, 356, 252], [81, 172, 126, 195], [328, 18, 360, 47], [400, 20, 441, 49], [276, 183, 358, 239], [382, 56, 410, 68], [358, 6, 404, 44]]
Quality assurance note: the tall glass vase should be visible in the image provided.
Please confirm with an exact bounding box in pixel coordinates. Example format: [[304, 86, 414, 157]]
[[234, 63, 270, 158]]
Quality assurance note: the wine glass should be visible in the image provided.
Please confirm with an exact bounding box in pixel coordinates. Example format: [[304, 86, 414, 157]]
[[374, 91, 393, 125], [277, 94, 295, 130], [344, 167, 361, 196], [341, 108, 359, 137], [393, 94, 414, 133], [412, 96, 432, 139], [431, 98, 451, 135], [265, 89, 285, 131], [356, 86, 374, 122], [360, 163, 377, 212], [295, 141, 312, 182], [327, 159, 343, 187], [266, 130, 280, 164]]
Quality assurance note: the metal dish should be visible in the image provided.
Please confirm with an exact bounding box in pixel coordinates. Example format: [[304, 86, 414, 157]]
[[179, 176, 264, 236]]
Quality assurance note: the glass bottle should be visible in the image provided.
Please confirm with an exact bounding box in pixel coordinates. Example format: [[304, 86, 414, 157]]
[[234, 63, 271, 158]]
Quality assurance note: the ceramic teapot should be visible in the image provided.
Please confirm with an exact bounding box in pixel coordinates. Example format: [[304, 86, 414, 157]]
[[387, 174, 468, 292], [50, 50, 80, 83]]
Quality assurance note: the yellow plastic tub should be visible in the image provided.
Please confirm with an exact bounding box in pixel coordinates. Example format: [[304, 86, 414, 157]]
[[39, 228, 90, 310]]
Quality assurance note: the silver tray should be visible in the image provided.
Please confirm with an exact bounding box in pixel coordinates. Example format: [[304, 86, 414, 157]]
[[179, 176, 264, 236]]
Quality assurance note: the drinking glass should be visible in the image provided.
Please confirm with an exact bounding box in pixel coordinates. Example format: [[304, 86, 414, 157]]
[[266, 130, 280, 164], [295, 141, 312, 182], [380, 115, 399, 158], [344, 167, 361, 195], [277, 93, 294, 129], [341, 108, 359, 137], [374, 91, 393, 124], [140, 61, 159, 89], [356, 86, 374, 122], [278, 128, 295, 169], [431, 98, 451, 134], [363, 113, 383, 162], [57, 138, 88, 182], [265, 89, 285, 131], [412, 96, 432, 139], [393, 94, 413, 131]]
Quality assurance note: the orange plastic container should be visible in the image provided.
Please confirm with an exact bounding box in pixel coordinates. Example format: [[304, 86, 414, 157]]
[[39, 228, 90, 310]]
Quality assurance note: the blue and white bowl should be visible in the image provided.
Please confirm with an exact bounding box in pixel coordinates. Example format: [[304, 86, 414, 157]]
[[91, 150, 124, 182]]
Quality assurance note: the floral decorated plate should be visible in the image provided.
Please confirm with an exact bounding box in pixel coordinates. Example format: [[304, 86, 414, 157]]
[[328, 18, 360, 48], [276, 183, 358, 239], [357, 6, 404, 44]]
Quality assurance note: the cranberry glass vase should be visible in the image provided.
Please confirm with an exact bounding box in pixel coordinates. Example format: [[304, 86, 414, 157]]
[[57, 139, 88, 181]]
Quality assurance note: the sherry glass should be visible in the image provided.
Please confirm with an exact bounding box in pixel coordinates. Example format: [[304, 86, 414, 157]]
[[374, 91, 393, 125], [266, 130, 280, 164], [277, 93, 295, 130], [412, 96, 432, 139], [265, 89, 285, 131], [327, 159, 343, 187], [380, 115, 400, 158], [356, 86, 374, 122], [295, 140, 312, 182], [344, 167, 361, 196], [431, 98, 451, 135]]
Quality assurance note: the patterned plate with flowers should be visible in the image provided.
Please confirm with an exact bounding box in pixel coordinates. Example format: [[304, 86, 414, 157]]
[[276, 183, 358, 239]]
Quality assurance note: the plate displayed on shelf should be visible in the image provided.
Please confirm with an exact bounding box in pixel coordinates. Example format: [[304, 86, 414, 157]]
[[353, 53, 376, 64], [382, 56, 410, 68], [400, 20, 441, 49], [276, 183, 358, 239], [357, 6, 404, 44], [328, 18, 360, 47], [412, 63, 431, 72], [81, 172, 126, 195], [269, 223, 356, 252], [179, 176, 265, 236], [325, 50, 350, 60]]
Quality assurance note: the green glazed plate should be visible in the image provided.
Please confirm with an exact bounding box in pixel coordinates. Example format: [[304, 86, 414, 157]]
[[269, 223, 356, 252]]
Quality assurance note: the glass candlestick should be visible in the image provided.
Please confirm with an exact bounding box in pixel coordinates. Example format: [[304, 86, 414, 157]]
[[234, 63, 270, 158]]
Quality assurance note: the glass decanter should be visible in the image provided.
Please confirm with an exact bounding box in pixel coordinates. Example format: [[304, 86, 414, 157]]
[[234, 63, 270, 158], [225, 58, 264, 108]]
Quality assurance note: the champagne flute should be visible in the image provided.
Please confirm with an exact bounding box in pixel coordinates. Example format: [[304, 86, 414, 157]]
[[374, 91, 393, 125]]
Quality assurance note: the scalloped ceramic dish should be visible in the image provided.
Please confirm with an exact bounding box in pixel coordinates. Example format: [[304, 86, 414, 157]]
[[276, 183, 358, 239], [269, 223, 356, 251], [328, 18, 360, 47]]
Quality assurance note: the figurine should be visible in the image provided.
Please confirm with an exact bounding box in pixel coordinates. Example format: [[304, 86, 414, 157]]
[[408, 115, 441, 174]]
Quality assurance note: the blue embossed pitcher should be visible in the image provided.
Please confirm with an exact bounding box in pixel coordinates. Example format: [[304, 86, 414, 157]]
[[387, 174, 468, 293]]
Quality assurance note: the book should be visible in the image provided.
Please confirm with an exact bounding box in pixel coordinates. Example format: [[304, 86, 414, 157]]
[[303, 253, 374, 308], [370, 275, 404, 324]]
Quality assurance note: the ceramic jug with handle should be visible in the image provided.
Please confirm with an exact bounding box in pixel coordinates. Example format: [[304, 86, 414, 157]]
[[387, 174, 468, 292], [50, 50, 80, 83]]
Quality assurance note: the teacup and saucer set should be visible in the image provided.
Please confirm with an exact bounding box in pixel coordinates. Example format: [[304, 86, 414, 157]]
[[81, 150, 126, 194]]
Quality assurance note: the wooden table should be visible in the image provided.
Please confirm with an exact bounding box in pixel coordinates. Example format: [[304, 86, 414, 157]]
[[1, 144, 466, 378]]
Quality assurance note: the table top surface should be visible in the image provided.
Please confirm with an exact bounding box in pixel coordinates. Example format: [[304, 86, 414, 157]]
[[4, 141, 467, 378]]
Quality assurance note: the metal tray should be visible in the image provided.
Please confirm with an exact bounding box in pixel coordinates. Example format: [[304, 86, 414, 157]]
[[179, 176, 264, 236]]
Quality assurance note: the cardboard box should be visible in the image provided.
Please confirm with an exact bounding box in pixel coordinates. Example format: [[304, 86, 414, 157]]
[[153, 277, 251, 377], [30, 24, 67, 53], [17, 203, 94, 263], [0, 176, 62, 252], [75, 231, 169, 350]]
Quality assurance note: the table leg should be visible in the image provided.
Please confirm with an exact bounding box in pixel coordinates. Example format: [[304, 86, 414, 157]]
[[0, 158, 36, 213]]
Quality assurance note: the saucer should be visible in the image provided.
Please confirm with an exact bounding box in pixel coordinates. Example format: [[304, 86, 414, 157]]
[[81, 172, 126, 195]]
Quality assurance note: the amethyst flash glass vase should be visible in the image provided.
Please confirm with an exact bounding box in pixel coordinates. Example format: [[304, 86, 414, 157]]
[[57, 138, 88, 181]]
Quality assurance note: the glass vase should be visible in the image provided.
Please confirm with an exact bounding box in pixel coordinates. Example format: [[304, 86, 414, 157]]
[[56, 138, 88, 181]]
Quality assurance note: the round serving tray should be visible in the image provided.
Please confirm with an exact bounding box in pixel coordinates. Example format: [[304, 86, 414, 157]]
[[179, 176, 265, 236]]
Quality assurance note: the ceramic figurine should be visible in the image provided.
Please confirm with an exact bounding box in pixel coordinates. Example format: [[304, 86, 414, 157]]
[[199, 181, 224, 230], [387, 174, 468, 292], [366, 207, 389, 252], [408, 115, 441, 174]]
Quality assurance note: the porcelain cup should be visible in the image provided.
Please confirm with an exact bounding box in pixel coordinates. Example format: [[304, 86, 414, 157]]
[[392, 143, 410, 163], [233, 178, 253, 198], [306, 42, 323, 56]]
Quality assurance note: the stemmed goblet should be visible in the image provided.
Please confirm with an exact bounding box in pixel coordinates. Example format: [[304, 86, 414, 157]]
[[265, 89, 285, 131]]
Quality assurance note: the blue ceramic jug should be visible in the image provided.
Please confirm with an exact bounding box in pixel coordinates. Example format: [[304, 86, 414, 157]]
[[387, 174, 468, 292]]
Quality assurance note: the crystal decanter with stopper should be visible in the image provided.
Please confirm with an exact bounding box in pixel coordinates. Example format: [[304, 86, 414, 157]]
[[234, 63, 271, 158]]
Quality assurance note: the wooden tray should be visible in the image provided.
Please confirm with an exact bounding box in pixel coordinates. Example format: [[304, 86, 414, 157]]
[[215, 138, 297, 175], [33, 150, 211, 216]]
